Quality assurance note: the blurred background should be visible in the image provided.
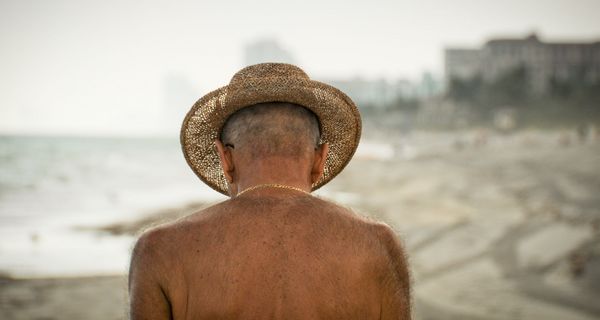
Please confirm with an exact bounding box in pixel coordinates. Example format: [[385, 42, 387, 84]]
[[1, 0, 599, 319]]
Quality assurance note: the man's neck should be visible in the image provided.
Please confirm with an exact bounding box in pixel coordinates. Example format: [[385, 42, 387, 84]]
[[234, 157, 312, 195]]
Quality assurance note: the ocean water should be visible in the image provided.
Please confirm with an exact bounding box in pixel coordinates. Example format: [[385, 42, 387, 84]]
[[0, 135, 398, 277], [0, 135, 224, 277]]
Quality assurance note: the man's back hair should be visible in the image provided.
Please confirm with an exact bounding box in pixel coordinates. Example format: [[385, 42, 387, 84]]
[[220, 102, 321, 159]]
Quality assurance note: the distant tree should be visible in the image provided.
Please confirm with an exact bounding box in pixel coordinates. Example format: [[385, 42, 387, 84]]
[[447, 76, 483, 102], [445, 64, 600, 128], [388, 96, 420, 113], [484, 65, 529, 107], [549, 66, 600, 101]]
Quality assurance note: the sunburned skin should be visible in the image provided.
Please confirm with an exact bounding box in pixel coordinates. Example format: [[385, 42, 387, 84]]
[[130, 102, 411, 319], [129, 192, 411, 320]]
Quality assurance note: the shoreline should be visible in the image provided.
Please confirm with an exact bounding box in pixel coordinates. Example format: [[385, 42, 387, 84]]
[[2, 130, 599, 319], [77, 201, 212, 237]]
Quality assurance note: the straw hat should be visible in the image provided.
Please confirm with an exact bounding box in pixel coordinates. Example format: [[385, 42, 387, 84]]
[[180, 63, 362, 195]]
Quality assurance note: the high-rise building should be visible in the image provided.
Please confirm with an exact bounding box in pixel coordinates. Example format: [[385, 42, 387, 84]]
[[243, 39, 295, 66], [445, 34, 600, 94], [161, 74, 197, 135]]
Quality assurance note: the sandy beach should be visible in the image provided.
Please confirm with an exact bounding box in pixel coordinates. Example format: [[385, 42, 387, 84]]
[[0, 275, 127, 320], [1, 129, 599, 319]]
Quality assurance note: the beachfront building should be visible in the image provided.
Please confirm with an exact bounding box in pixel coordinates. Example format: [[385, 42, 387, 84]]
[[323, 75, 443, 110], [445, 34, 600, 94], [322, 77, 402, 108]]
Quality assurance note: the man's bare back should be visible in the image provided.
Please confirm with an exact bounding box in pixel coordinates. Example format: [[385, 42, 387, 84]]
[[130, 65, 411, 318], [129, 192, 410, 319]]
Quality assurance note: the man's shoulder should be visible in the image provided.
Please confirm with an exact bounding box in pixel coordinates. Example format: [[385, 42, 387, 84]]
[[129, 222, 178, 277], [131, 221, 177, 259], [313, 196, 393, 231], [305, 196, 401, 249], [132, 202, 222, 247]]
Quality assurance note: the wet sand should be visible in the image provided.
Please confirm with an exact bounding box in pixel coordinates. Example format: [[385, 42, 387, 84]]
[[329, 130, 600, 320], [1, 130, 599, 319], [0, 275, 127, 320]]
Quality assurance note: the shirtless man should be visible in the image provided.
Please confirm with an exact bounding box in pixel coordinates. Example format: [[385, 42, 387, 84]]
[[129, 64, 411, 319]]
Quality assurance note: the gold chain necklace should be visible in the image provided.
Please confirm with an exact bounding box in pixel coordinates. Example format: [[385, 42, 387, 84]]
[[236, 183, 310, 197]]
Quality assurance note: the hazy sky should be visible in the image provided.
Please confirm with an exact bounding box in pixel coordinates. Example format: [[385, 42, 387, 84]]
[[2, 0, 600, 135]]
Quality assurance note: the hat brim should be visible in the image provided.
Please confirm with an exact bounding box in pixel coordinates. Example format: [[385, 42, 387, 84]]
[[180, 77, 361, 195]]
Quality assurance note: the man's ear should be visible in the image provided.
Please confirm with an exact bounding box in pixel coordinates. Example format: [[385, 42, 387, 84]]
[[215, 140, 235, 183], [310, 143, 329, 184]]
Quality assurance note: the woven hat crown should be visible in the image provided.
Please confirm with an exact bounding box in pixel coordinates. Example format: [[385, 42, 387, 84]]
[[229, 63, 309, 86]]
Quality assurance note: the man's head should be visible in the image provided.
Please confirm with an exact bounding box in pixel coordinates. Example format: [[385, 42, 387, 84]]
[[215, 102, 329, 196], [220, 102, 321, 159], [180, 63, 361, 195]]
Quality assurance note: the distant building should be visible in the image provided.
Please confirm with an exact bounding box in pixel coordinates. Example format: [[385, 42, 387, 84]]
[[416, 72, 444, 98], [445, 49, 482, 81], [323, 77, 397, 108], [161, 74, 197, 135], [323, 75, 442, 109], [243, 38, 444, 108], [244, 39, 295, 66], [445, 34, 600, 93]]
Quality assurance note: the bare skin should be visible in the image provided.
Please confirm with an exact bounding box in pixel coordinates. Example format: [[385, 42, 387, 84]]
[[129, 106, 411, 319]]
